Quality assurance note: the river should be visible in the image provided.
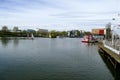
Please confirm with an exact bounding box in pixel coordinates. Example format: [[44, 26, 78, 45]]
[[0, 38, 119, 80]]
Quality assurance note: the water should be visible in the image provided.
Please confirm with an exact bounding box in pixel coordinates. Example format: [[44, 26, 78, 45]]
[[0, 38, 119, 80]]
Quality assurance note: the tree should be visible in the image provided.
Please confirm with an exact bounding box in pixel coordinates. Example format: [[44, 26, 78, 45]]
[[76, 30, 80, 37], [50, 30, 57, 38], [61, 31, 68, 37], [36, 30, 48, 37], [84, 31, 91, 35], [2, 26, 9, 32], [13, 26, 19, 32]]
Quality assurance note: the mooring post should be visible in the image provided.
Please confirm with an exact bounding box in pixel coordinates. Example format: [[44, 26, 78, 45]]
[[114, 61, 116, 69]]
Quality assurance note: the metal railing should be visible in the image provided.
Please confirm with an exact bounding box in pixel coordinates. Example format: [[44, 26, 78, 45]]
[[105, 40, 120, 51]]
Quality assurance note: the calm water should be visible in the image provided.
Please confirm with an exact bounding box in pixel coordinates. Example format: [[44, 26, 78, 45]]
[[0, 38, 119, 80]]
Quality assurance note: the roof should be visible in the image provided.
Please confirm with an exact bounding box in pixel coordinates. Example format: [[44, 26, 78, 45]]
[[27, 29, 35, 32]]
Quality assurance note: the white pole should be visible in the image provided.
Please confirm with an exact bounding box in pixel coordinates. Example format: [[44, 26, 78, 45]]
[[118, 14, 120, 39], [112, 18, 115, 46], [112, 28, 114, 46]]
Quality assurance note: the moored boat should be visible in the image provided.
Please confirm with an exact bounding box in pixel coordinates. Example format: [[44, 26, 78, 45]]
[[82, 35, 98, 43]]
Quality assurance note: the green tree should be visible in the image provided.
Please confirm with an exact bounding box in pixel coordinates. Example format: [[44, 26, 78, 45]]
[[13, 26, 19, 32], [61, 31, 67, 37], [2, 26, 9, 32], [76, 30, 80, 37], [20, 30, 27, 37], [50, 30, 57, 38], [84, 31, 91, 35], [37, 31, 48, 37]]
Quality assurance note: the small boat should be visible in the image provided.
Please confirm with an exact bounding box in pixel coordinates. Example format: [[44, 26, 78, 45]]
[[26, 33, 34, 39], [82, 35, 98, 43], [31, 33, 34, 40]]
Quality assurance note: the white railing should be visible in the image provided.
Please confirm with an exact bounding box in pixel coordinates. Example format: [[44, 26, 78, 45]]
[[103, 40, 120, 55]]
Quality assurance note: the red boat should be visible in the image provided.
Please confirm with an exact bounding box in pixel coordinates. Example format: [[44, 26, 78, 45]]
[[82, 35, 98, 43]]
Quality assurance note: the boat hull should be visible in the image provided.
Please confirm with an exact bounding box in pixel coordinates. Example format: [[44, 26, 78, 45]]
[[82, 41, 97, 43], [81, 35, 98, 43], [82, 40, 98, 43]]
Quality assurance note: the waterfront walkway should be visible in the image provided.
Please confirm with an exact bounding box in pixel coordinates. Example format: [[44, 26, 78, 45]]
[[102, 40, 120, 56], [98, 43, 120, 69], [99, 44, 120, 63], [104, 40, 120, 52]]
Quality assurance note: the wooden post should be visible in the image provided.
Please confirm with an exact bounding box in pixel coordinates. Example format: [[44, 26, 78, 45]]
[[114, 61, 117, 69]]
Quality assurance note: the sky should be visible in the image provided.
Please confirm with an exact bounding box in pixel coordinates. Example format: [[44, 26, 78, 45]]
[[0, 0, 120, 31]]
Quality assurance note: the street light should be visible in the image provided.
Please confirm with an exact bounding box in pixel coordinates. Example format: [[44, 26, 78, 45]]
[[111, 14, 120, 45], [112, 18, 115, 46]]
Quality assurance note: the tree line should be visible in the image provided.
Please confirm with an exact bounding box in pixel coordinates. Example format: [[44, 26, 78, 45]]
[[0, 26, 87, 38]]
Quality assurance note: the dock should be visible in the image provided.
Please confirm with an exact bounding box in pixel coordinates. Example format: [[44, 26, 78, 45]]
[[98, 43, 120, 69]]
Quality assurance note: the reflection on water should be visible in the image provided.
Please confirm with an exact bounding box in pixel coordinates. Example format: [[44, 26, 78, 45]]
[[0, 38, 116, 80], [98, 50, 120, 80], [0, 37, 19, 47], [13, 38, 19, 47], [1, 37, 10, 47], [82, 42, 97, 47]]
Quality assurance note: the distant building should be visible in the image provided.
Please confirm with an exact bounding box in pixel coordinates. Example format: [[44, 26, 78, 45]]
[[92, 28, 105, 39], [27, 29, 36, 33], [68, 30, 79, 38], [37, 29, 48, 33], [80, 30, 85, 33], [80, 30, 85, 37], [11, 30, 21, 33], [37, 29, 48, 37], [92, 28, 104, 35]]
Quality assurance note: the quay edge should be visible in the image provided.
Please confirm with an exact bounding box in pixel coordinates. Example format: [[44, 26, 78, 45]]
[[98, 43, 120, 70]]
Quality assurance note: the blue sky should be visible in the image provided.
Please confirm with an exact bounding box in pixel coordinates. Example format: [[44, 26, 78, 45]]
[[0, 0, 120, 31]]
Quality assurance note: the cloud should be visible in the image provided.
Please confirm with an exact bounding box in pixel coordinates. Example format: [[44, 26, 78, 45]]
[[0, 0, 120, 31]]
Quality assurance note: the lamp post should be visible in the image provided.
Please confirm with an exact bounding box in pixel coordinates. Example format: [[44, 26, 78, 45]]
[[117, 14, 120, 47], [111, 18, 116, 46]]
